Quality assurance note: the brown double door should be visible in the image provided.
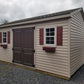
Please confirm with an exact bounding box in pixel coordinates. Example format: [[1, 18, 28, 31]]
[[13, 27, 34, 67]]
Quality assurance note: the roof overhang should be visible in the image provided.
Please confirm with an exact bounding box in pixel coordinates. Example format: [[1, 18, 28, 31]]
[[0, 7, 83, 28], [0, 14, 71, 28]]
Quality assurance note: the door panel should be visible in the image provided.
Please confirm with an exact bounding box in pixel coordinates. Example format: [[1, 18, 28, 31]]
[[13, 51, 22, 63], [22, 28, 34, 65], [13, 29, 22, 63], [13, 28, 34, 67]]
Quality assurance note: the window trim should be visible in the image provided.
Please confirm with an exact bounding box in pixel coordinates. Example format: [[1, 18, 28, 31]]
[[2, 31, 7, 44], [44, 27, 56, 46]]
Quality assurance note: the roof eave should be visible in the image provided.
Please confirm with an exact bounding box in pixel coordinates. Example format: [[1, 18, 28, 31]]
[[0, 14, 71, 28]]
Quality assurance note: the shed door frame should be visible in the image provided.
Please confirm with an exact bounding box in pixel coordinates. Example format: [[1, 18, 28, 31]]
[[12, 27, 35, 67]]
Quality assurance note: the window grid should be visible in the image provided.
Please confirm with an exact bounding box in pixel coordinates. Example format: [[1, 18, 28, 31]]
[[45, 28, 55, 44], [3, 32, 7, 43]]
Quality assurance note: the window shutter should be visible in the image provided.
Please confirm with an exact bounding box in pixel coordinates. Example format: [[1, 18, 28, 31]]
[[57, 26, 63, 46], [39, 28, 44, 45], [0, 32, 2, 43], [8, 31, 10, 44]]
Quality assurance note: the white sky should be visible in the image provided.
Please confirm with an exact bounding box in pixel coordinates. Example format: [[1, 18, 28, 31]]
[[0, 0, 84, 23]]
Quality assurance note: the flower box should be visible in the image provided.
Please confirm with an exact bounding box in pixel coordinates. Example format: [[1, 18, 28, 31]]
[[1, 44, 7, 49], [43, 47, 56, 52]]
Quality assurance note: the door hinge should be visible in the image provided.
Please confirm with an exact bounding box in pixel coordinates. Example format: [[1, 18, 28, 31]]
[[12, 48, 14, 50], [32, 64, 35, 67], [32, 49, 35, 53], [12, 60, 14, 62], [32, 27, 35, 30]]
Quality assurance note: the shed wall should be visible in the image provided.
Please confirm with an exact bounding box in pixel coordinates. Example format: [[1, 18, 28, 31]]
[[0, 19, 70, 77], [0, 28, 13, 62], [35, 20, 70, 77], [70, 11, 84, 76]]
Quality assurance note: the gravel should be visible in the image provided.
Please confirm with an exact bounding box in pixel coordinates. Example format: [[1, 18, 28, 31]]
[[0, 62, 84, 84]]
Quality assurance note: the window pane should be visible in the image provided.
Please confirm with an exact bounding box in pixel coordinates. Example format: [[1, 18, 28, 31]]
[[46, 37, 54, 44], [3, 32, 7, 37], [50, 32, 54, 36], [50, 37, 54, 40], [46, 29, 49, 32], [46, 41, 49, 44], [4, 34, 6, 37], [3, 32, 6, 35], [3, 38, 6, 43], [50, 28, 54, 32], [46, 40, 54, 44], [46, 33, 49, 36], [46, 37, 49, 41], [50, 41, 54, 44]]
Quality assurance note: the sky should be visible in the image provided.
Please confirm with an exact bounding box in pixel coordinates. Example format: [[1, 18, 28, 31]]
[[0, 0, 84, 23]]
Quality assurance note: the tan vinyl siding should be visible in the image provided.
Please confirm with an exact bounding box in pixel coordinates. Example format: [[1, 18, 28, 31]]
[[35, 20, 70, 77], [70, 11, 84, 76], [0, 28, 13, 62]]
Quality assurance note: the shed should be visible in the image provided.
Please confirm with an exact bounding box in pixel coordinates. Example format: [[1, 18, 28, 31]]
[[0, 8, 84, 80]]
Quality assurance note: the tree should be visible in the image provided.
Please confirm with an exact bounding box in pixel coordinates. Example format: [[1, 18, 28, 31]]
[[0, 19, 9, 25], [3, 19, 8, 24]]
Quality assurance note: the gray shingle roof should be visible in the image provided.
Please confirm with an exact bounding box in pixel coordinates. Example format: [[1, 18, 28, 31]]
[[7, 8, 82, 24], [0, 7, 83, 27]]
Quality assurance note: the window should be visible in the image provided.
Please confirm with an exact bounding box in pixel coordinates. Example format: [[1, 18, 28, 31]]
[[2, 32, 7, 43], [45, 28, 55, 44]]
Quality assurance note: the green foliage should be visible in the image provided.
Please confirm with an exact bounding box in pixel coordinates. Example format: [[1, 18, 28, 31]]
[[3, 20, 8, 24], [0, 19, 9, 25]]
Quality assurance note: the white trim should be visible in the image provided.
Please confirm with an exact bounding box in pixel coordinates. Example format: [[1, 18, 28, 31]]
[[2, 31, 7, 44], [44, 27, 56, 46], [67, 18, 71, 77]]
